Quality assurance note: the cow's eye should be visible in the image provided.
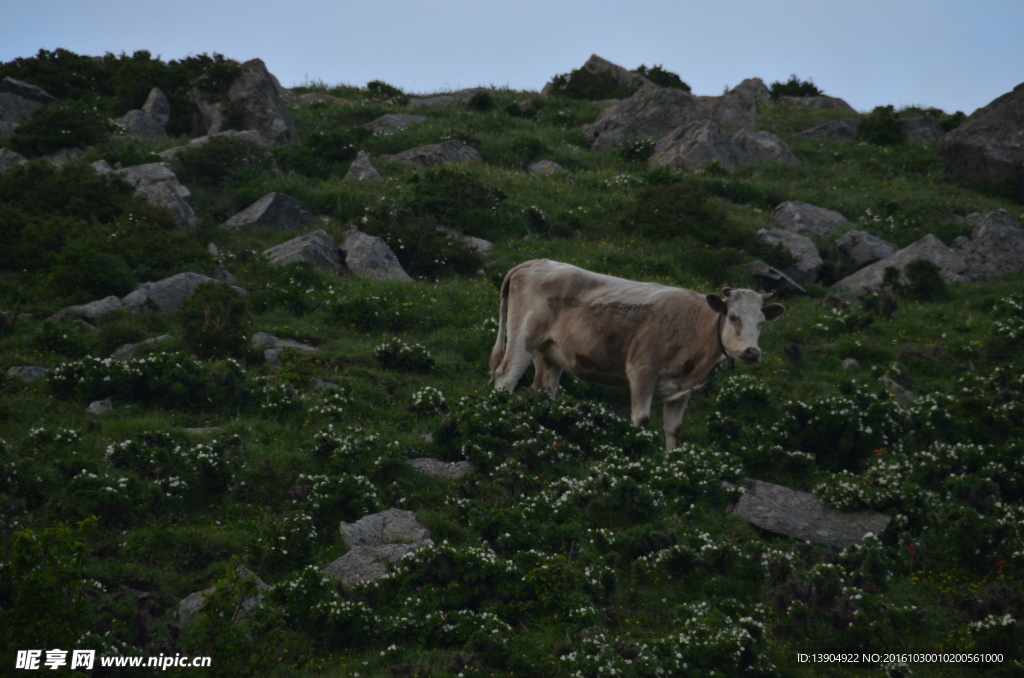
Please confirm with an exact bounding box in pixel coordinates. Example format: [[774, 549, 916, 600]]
[[729, 315, 740, 325]]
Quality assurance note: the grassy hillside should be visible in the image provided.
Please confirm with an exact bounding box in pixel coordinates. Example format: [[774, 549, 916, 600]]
[[1, 57, 1023, 676]]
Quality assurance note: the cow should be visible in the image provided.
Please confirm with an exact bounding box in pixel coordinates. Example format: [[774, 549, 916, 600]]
[[489, 259, 785, 452]]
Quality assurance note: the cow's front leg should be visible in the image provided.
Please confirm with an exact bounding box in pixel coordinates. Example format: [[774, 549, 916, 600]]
[[627, 375, 656, 429], [662, 391, 692, 453]]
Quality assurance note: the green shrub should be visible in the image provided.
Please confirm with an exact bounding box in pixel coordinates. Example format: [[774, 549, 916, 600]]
[[171, 135, 276, 188], [884, 259, 949, 301], [940, 110, 966, 132], [367, 79, 409, 105], [36, 321, 90, 358], [468, 91, 495, 112], [619, 137, 656, 163], [409, 168, 505, 226], [9, 100, 114, 157], [374, 337, 435, 373], [50, 242, 136, 300], [769, 74, 823, 100], [633, 64, 690, 91], [857, 105, 907, 145], [177, 282, 250, 359], [549, 68, 636, 100]]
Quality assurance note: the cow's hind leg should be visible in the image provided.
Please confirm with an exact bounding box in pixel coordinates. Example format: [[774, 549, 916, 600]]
[[493, 312, 539, 393], [662, 391, 692, 453], [627, 375, 657, 429], [530, 353, 563, 397]]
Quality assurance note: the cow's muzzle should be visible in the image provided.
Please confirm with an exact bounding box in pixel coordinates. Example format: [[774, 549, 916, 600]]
[[738, 347, 762, 364]]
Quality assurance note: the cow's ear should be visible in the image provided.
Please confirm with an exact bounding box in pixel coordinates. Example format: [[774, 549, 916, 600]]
[[706, 293, 727, 315], [762, 303, 785, 322], [721, 287, 735, 298]]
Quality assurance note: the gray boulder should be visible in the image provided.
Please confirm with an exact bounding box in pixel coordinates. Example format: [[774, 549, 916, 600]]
[[264, 229, 347, 275], [224, 192, 315, 231], [47, 295, 125, 324], [340, 508, 430, 548], [955, 209, 1024, 281], [755, 229, 823, 285], [364, 113, 427, 135], [114, 163, 197, 228], [157, 130, 264, 160], [342, 228, 412, 282], [833, 234, 967, 292], [0, 77, 55, 136], [881, 377, 917, 409], [142, 87, 171, 127], [123, 273, 245, 315], [836, 230, 897, 268], [343, 151, 382, 182], [528, 160, 565, 175], [796, 118, 861, 141], [321, 541, 433, 589], [904, 116, 944, 143], [730, 478, 891, 548], [435, 226, 493, 256], [407, 458, 475, 481], [7, 366, 49, 383], [0, 148, 27, 173], [409, 87, 489, 108], [111, 335, 171, 361], [575, 54, 657, 97], [87, 398, 114, 415], [112, 109, 166, 139], [730, 78, 771, 104], [737, 260, 807, 296], [778, 95, 857, 112], [695, 90, 758, 133], [179, 566, 270, 626], [939, 82, 1024, 203], [649, 120, 797, 171], [0, 76, 57, 104], [382, 139, 482, 167], [189, 59, 298, 147], [772, 201, 848, 238], [251, 332, 318, 354]]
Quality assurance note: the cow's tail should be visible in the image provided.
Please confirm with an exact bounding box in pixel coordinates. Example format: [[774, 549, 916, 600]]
[[488, 267, 514, 384]]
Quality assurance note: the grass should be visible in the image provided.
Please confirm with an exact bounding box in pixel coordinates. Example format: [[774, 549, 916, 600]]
[[2, 68, 1024, 677]]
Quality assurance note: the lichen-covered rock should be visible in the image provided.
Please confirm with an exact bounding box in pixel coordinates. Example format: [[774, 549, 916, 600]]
[[836, 230, 897, 268], [343, 151, 382, 182], [364, 114, 427, 134], [407, 458, 475, 480], [114, 162, 196, 228], [123, 272, 245, 315], [955, 209, 1024, 281], [224, 192, 315, 231], [264, 229, 347, 274], [382, 139, 482, 167], [112, 109, 166, 138], [0, 147, 28, 173], [755, 229, 823, 285], [772, 201, 848, 238], [189, 59, 298, 147], [7, 366, 49, 383], [179, 566, 269, 626], [528, 160, 565, 175], [321, 541, 433, 589], [833, 234, 967, 292], [584, 87, 702, 152], [778, 95, 857, 112], [649, 120, 797, 171], [339, 508, 430, 548], [341, 228, 412, 282]]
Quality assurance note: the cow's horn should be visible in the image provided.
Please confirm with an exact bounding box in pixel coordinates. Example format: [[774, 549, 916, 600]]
[[761, 292, 775, 301]]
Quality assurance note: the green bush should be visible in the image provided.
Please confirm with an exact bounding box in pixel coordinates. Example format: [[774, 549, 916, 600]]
[[8, 100, 114, 157], [633, 64, 690, 91], [468, 91, 496, 112], [177, 282, 250, 359], [50, 242, 136, 300], [549, 68, 636, 101], [366, 79, 409, 105], [769, 74, 823, 100], [172, 135, 277, 188], [374, 337, 435, 373], [857, 105, 907, 145], [410, 168, 505, 225], [884, 259, 949, 301]]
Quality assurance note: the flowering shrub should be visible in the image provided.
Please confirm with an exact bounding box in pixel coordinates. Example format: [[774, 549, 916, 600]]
[[250, 511, 318, 577], [267, 565, 379, 648], [411, 386, 446, 416], [374, 337, 435, 373]]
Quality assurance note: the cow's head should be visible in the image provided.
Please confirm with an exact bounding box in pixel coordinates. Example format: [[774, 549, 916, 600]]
[[705, 288, 785, 364]]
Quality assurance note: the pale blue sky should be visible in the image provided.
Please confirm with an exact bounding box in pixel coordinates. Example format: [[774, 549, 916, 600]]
[[2, 0, 1021, 114]]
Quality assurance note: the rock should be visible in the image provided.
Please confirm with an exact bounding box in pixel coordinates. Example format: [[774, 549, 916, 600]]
[[841, 358, 860, 371], [114, 162, 196, 228], [939, 82, 1024, 202], [321, 541, 433, 589], [0, 76, 57, 104], [212, 268, 236, 283], [343, 150, 382, 182], [382, 139, 482, 167], [123, 272, 245, 315], [778, 95, 857, 112], [755, 229, 823, 285], [695, 90, 758, 133], [178, 566, 270, 626], [409, 87, 489, 108], [407, 458, 475, 481], [795, 118, 861, 141], [904, 116, 944, 143], [7, 366, 49, 383], [435, 226, 493, 255], [836, 230, 897, 268], [730, 78, 771, 104], [364, 113, 427, 135], [737, 260, 807, 296], [584, 87, 703, 152], [528, 160, 565, 175], [184, 427, 224, 435], [250, 332, 318, 354], [956, 209, 1024, 281], [730, 478, 891, 548], [576, 54, 657, 98], [87, 398, 113, 415], [157, 130, 264, 160], [649, 120, 797, 171], [833, 234, 967, 293], [111, 109, 167, 139], [47, 295, 125, 323], [881, 377, 916, 408], [110, 335, 170, 361], [0, 147, 28, 173], [224, 192, 315, 231], [341, 228, 412, 282], [339, 508, 431, 548], [264, 229, 347, 275], [189, 58, 298, 147], [772, 201, 848, 238], [141, 87, 171, 127]]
